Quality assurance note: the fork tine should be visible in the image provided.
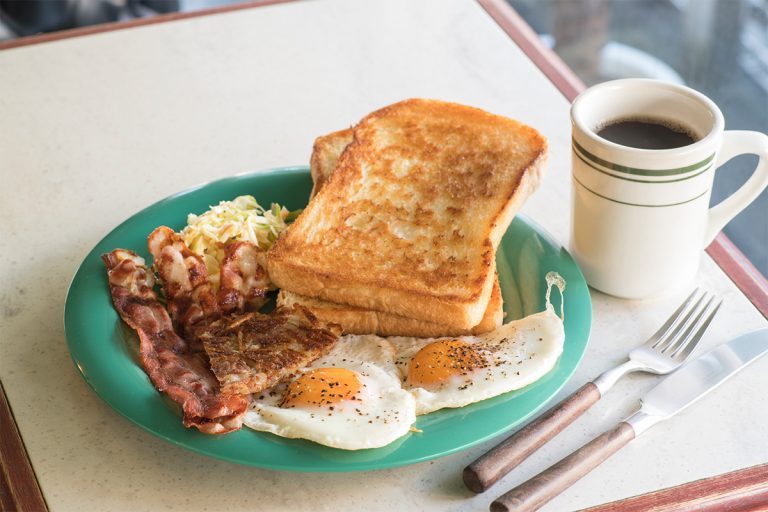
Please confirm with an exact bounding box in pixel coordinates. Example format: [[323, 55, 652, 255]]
[[654, 291, 707, 352], [658, 292, 711, 353], [647, 288, 700, 348], [672, 299, 723, 361]]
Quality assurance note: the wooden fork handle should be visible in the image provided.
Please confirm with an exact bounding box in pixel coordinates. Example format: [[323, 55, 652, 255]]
[[490, 422, 636, 512], [463, 382, 601, 493]]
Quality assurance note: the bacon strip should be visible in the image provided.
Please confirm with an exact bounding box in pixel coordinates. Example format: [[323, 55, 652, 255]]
[[147, 226, 220, 333], [218, 241, 270, 315], [102, 249, 247, 434]]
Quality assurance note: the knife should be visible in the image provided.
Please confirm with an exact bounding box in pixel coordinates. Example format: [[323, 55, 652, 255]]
[[490, 328, 768, 512]]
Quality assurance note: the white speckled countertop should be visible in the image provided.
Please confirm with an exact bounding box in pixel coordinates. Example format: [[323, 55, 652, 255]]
[[0, 0, 766, 510]]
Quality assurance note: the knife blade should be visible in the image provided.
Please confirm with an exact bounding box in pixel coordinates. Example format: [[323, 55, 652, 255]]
[[491, 328, 768, 512], [628, 328, 768, 435]]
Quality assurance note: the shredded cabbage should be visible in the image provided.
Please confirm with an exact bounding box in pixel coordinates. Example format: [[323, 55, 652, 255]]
[[180, 195, 299, 289]]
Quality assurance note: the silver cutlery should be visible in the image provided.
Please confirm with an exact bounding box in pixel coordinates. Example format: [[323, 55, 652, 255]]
[[464, 289, 721, 493], [490, 328, 768, 512]]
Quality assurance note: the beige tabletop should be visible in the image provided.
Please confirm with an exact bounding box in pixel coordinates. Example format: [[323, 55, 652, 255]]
[[1, 0, 767, 510]]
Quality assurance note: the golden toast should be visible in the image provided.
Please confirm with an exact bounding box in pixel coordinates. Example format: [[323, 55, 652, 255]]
[[302, 127, 502, 335], [278, 277, 503, 337], [268, 99, 546, 329], [309, 128, 353, 198]]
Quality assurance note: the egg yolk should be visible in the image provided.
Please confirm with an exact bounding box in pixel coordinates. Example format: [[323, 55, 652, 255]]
[[407, 340, 487, 388], [281, 368, 362, 408]]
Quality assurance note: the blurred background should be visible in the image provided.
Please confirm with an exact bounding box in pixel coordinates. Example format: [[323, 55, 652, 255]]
[[1, 0, 766, 277]]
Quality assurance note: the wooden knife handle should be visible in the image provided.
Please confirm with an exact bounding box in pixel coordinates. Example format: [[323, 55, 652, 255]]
[[463, 382, 601, 493], [490, 422, 636, 512]]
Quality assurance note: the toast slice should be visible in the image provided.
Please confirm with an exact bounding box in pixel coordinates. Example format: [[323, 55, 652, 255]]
[[309, 128, 353, 198], [278, 276, 503, 337], [306, 127, 502, 335], [268, 99, 546, 329]]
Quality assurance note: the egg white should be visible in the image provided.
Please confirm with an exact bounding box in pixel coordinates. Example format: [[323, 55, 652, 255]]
[[243, 336, 416, 450], [389, 307, 565, 415]]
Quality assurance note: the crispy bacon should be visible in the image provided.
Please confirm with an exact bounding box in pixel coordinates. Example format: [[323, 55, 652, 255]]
[[218, 241, 270, 315], [147, 226, 220, 333], [102, 249, 247, 434]]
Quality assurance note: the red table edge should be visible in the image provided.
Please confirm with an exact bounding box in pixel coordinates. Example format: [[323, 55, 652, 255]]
[[577, 462, 768, 512], [0, 0, 766, 509], [0, 380, 47, 511], [0, 0, 294, 50]]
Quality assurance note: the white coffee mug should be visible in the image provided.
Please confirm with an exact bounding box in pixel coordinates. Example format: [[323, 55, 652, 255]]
[[570, 79, 768, 299]]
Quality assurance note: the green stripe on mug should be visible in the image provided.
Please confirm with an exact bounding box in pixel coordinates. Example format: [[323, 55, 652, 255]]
[[573, 146, 715, 184], [573, 138, 715, 176], [572, 174, 710, 208]]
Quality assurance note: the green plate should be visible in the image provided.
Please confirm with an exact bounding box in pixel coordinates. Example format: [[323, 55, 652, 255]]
[[64, 166, 591, 471]]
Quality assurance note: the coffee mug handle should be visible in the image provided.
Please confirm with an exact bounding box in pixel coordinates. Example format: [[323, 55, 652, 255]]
[[704, 130, 768, 247]]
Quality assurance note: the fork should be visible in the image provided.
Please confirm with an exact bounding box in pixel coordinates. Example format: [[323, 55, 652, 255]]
[[463, 288, 722, 493]]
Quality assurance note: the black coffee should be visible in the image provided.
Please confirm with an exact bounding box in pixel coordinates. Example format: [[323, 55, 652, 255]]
[[596, 119, 697, 150]]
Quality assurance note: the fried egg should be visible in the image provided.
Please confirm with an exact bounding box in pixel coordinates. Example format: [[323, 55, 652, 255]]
[[389, 306, 564, 415], [243, 336, 416, 450]]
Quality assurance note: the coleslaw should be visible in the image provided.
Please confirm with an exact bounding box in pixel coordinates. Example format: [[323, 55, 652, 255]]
[[181, 195, 299, 289]]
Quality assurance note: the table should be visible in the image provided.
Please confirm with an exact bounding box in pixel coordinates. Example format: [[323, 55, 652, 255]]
[[1, 0, 767, 510]]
